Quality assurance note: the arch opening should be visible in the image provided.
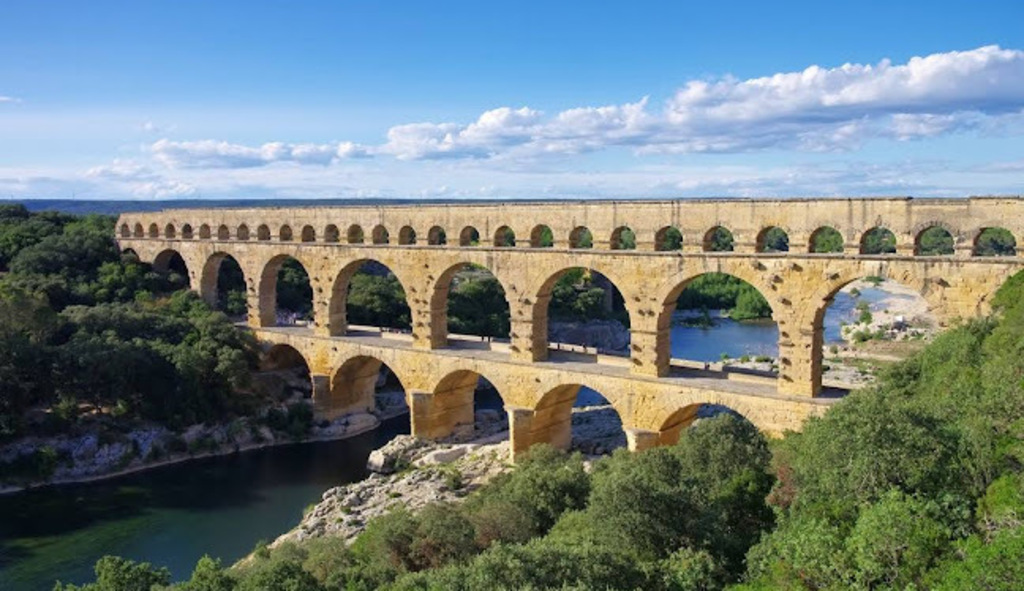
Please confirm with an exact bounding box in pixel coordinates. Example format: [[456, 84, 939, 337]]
[[915, 226, 954, 256], [459, 226, 480, 246], [860, 227, 896, 254], [324, 224, 340, 243], [427, 226, 447, 245], [201, 253, 247, 319], [119, 223, 131, 238], [973, 227, 1017, 256], [656, 226, 683, 251], [656, 404, 751, 446], [323, 355, 410, 424], [327, 260, 411, 336], [152, 249, 190, 291], [217, 224, 230, 240], [398, 226, 417, 245], [259, 255, 313, 327], [817, 276, 937, 391], [569, 226, 593, 249], [279, 225, 293, 242], [348, 224, 366, 244], [809, 226, 843, 253], [610, 226, 636, 250], [532, 384, 625, 455], [133, 223, 144, 238], [163, 223, 176, 239], [494, 226, 516, 247], [536, 267, 630, 356], [301, 225, 316, 242], [703, 226, 734, 252], [663, 273, 776, 375], [530, 224, 554, 248], [199, 224, 211, 239], [756, 227, 789, 253], [371, 225, 388, 245], [256, 344, 313, 414], [257, 224, 271, 240], [181, 224, 194, 240], [433, 264, 511, 344], [428, 369, 507, 442], [148, 223, 159, 238], [237, 224, 250, 241]]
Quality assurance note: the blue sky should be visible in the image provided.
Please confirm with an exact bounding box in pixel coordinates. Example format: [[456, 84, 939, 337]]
[[1, 0, 1023, 200]]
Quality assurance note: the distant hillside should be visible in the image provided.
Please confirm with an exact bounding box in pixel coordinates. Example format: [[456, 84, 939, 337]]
[[5, 198, 441, 216], [5, 197, 572, 216]]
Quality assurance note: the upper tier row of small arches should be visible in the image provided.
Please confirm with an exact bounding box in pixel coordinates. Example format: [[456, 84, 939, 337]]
[[120, 220, 1019, 256]]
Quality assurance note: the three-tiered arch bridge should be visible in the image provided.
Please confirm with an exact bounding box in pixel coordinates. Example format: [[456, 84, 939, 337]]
[[116, 197, 1024, 458]]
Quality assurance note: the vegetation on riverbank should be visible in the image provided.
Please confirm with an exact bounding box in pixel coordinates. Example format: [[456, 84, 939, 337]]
[[62, 269, 1024, 589]]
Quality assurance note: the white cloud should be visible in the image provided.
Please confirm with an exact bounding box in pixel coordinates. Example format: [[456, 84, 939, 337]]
[[151, 138, 371, 169], [141, 45, 1024, 166], [0, 96, 21, 104]]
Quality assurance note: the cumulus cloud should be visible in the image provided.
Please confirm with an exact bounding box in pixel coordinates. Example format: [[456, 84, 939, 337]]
[[151, 138, 371, 168], [142, 45, 1024, 167]]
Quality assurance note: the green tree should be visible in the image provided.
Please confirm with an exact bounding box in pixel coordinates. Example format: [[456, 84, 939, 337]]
[[811, 226, 844, 253], [180, 555, 236, 591], [860, 227, 897, 254], [759, 227, 789, 252], [917, 226, 955, 255], [974, 227, 1017, 256], [53, 556, 170, 591]]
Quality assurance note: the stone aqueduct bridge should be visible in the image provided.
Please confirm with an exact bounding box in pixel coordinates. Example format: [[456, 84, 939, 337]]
[[116, 197, 1024, 456]]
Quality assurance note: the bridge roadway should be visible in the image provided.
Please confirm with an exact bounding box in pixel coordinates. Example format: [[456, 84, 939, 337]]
[[252, 324, 840, 456]]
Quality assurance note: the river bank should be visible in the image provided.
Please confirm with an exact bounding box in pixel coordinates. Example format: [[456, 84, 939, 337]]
[[265, 402, 630, 552], [0, 389, 410, 495]]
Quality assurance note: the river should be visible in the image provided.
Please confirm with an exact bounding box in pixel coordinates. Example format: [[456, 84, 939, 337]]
[[0, 417, 409, 590], [669, 286, 892, 361], [0, 287, 893, 590]]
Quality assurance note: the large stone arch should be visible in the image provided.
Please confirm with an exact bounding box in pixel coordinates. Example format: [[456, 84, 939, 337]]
[[419, 368, 508, 440], [790, 259, 1004, 397], [326, 257, 413, 336], [528, 382, 626, 451], [650, 399, 758, 446], [257, 253, 316, 328], [152, 248, 190, 288], [199, 251, 248, 311], [526, 263, 637, 361], [426, 261, 514, 347], [649, 263, 780, 377], [319, 354, 408, 421]]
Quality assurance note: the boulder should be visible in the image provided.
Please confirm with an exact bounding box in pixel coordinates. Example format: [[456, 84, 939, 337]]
[[367, 435, 428, 474]]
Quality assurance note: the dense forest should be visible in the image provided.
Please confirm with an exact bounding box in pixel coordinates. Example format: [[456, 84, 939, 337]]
[[0, 206, 258, 449], [59, 267, 1024, 590]]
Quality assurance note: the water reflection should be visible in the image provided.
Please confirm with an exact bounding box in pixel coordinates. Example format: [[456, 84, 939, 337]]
[[0, 416, 409, 590]]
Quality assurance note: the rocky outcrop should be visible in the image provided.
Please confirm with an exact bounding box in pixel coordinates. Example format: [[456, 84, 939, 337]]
[[276, 434, 512, 546]]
